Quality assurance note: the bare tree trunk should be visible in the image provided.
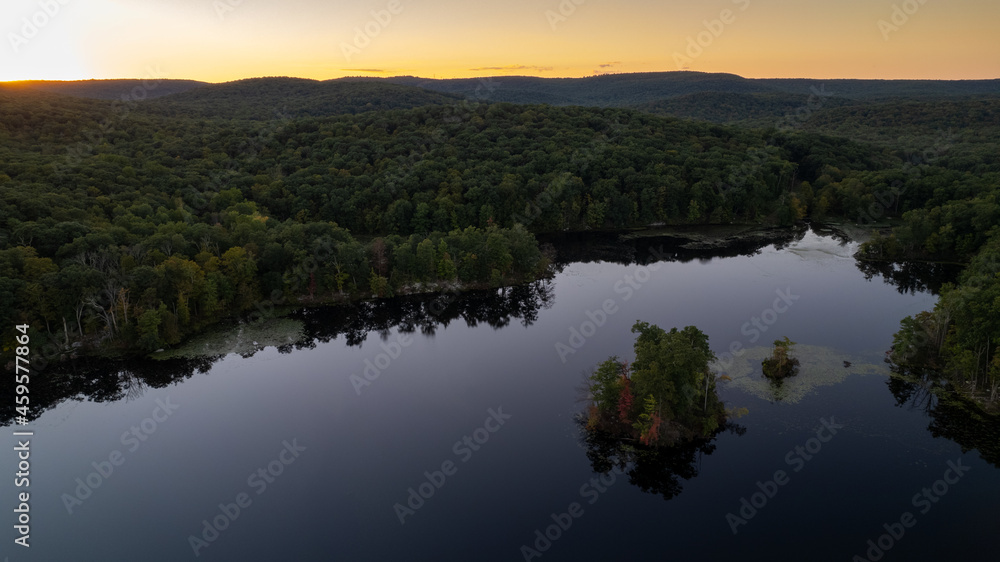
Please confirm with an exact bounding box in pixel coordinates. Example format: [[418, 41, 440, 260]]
[[75, 301, 86, 337], [103, 281, 120, 333], [117, 288, 130, 326], [981, 342, 989, 389], [935, 309, 951, 356], [973, 344, 983, 391], [86, 297, 116, 338], [703, 375, 709, 413]]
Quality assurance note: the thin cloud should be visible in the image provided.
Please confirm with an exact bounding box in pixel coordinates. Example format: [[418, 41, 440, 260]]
[[340, 69, 386, 73], [598, 61, 622, 68], [468, 65, 554, 72]]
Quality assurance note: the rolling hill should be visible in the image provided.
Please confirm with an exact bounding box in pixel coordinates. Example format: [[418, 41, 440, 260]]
[[2, 79, 206, 100], [1, 77, 466, 121], [385, 71, 772, 106], [384, 72, 1000, 107], [139, 77, 465, 119]]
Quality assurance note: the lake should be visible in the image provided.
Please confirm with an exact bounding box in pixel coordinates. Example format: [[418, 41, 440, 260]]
[[4, 225, 998, 561]]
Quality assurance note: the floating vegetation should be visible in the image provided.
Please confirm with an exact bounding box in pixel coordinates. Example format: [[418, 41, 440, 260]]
[[713, 344, 887, 403], [761, 337, 800, 380], [150, 318, 305, 360]]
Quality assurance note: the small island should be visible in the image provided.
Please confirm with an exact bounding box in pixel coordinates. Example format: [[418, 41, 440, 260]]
[[585, 321, 728, 447], [761, 337, 800, 380]]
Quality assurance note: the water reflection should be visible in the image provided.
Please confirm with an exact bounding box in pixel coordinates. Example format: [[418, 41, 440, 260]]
[[0, 353, 215, 426], [541, 225, 807, 268], [886, 367, 1000, 468], [578, 415, 746, 501], [293, 280, 555, 348], [0, 281, 555, 427], [855, 258, 961, 295]]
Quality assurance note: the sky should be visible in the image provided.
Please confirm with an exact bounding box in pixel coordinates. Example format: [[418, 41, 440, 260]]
[[1, 0, 997, 82]]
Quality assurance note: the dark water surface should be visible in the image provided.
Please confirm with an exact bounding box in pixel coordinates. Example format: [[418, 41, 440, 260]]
[[4, 227, 998, 562]]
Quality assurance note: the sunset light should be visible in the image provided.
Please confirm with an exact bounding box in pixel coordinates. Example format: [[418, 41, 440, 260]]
[[1, 0, 997, 82], [2, 1, 998, 561]]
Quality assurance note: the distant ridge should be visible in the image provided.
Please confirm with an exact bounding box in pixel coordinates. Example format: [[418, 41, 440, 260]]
[[2, 79, 207, 100], [382, 71, 1000, 106], [12, 72, 998, 106], [384, 71, 770, 106], [139, 77, 464, 119], [757, 78, 1000, 98], [4, 72, 997, 126]]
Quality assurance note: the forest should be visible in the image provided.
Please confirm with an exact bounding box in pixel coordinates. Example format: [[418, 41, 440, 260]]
[[1, 75, 998, 401]]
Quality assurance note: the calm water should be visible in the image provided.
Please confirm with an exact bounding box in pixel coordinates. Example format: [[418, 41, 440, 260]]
[[4, 227, 999, 562]]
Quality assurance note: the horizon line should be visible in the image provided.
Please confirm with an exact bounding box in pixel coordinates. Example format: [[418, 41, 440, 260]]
[[3, 70, 1000, 85]]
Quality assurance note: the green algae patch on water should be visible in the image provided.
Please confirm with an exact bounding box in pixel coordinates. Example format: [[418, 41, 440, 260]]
[[150, 318, 306, 360], [712, 344, 887, 403]]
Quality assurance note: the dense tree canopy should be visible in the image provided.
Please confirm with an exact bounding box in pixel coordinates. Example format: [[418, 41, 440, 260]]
[[586, 321, 725, 446], [2, 78, 998, 367]]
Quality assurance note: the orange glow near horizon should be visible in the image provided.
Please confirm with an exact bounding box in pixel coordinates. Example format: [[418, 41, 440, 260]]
[[0, 0, 996, 83]]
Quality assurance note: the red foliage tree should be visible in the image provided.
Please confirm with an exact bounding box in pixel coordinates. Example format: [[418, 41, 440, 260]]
[[641, 410, 662, 446], [618, 378, 633, 424], [617, 361, 633, 424]]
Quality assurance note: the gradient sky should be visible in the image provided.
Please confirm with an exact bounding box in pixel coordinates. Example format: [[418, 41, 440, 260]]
[[1, 0, 997, 82]]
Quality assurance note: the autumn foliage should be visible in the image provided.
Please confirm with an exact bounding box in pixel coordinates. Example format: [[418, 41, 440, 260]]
[[585, 321, 727, 447]]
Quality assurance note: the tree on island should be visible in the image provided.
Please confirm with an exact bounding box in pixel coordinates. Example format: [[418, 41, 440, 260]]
[[585, 321, 727, 446], [762, 336, 799, 380]]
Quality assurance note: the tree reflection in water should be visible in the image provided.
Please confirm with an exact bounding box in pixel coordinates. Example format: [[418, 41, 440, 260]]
[[577, 414, 746, 501], [0, 280, 555, 427], [886, 365, 1000, 468]]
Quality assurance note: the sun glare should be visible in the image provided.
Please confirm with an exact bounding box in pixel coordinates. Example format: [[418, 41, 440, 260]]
[[0, 0, 93, 82]]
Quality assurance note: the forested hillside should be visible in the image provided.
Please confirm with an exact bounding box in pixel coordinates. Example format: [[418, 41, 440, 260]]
[[791, 97, 1000, 148], [386, 72, 771, 106], [16, 72, 998, 108], [139, 77, 464, 120], [1, 76, 999, 387], [4, 78, 206, 100], [844, 98, 1000, 410], [0, 84, 548, 355], [634, 91, 859, 124], [385, 72, 999, 106]]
